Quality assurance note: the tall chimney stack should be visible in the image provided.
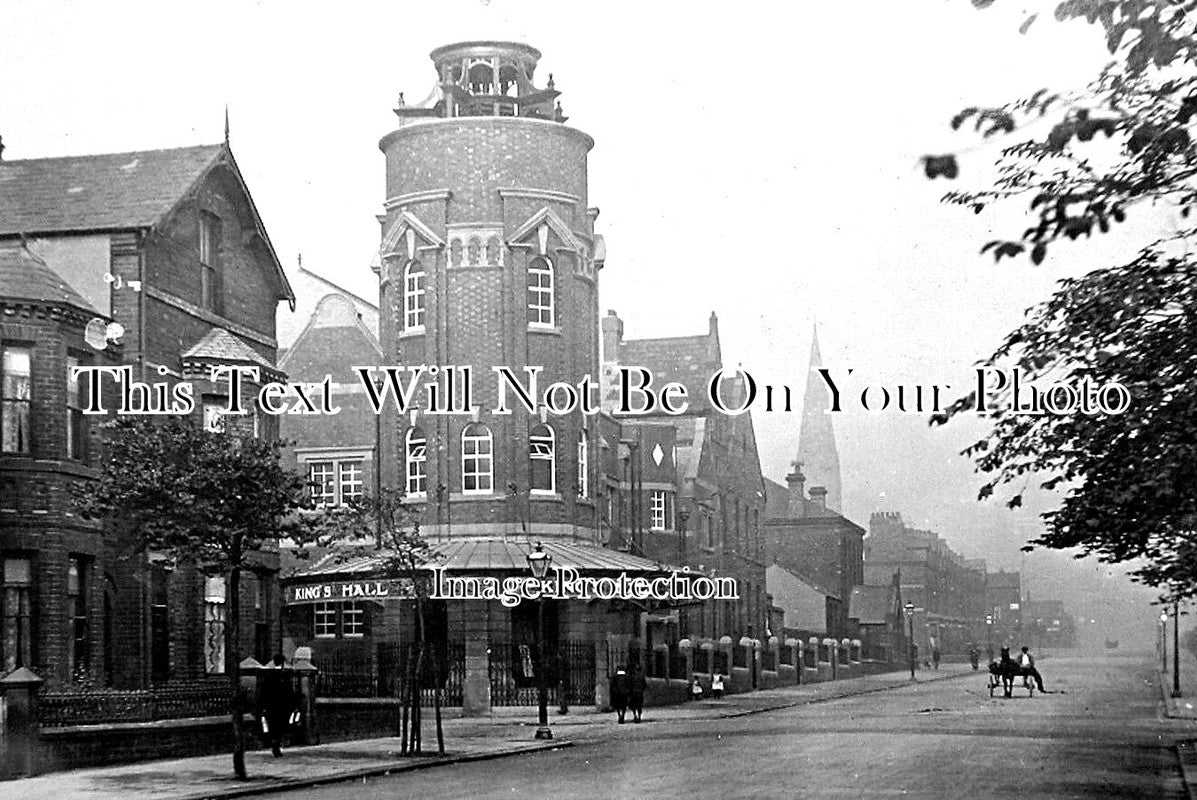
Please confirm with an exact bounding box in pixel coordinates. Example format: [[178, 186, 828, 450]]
[[785, 463, 807, 518]]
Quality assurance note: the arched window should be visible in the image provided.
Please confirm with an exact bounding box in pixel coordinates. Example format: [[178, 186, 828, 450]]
[[468, 62, 495, 94], [527, 257, 554, 328], [499, 64, 520, 97], [403, 260, 425, 331], [406, 427, 427, 497], [576, 431, 588, 499], [461, 423, 493, 494], [530, 424, 555, 494]]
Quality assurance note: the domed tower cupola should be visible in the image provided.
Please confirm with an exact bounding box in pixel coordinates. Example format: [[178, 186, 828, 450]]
[[395, 41, 566, 122]]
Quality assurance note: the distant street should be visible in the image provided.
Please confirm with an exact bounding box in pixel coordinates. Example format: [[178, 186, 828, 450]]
[[280, 652, 1194, 799]]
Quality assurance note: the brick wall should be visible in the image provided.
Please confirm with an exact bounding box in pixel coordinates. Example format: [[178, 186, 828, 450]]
[[375, 117, 601, 537], [0, 307, 115, 688]]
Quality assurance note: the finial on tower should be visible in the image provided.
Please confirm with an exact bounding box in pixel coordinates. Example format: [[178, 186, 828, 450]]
[[224, 104, 230, 145]]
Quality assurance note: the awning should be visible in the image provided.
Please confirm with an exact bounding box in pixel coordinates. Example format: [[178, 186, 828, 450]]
[[290, 538, 676, 580]]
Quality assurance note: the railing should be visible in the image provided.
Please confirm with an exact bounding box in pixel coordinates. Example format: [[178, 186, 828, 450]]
[[315, 642, 464, 706], [488, 638, 598, 707], [40, 681, 232, 727]]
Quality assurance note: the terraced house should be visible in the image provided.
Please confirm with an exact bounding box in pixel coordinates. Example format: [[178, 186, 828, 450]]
[[0, 138, 294, 691]]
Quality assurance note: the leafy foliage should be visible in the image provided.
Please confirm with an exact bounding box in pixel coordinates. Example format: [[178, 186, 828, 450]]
[[931, 1, 1197, 598], [76, 416, 310, 778], [77, 416, 310, 569]]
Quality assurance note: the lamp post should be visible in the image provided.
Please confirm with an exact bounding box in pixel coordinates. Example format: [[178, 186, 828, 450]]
[[985, 613, 993, 659], [526, 542, 553, 740], [904, 602, 916, 680], [1173, 600, 1183, 699], [1161, 609, 1169, 674]]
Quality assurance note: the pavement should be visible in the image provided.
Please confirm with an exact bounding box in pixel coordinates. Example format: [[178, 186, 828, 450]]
[[272, 651, 1197, 800], [6, 665, 971, 800], [1158, 641, 1197, 798]]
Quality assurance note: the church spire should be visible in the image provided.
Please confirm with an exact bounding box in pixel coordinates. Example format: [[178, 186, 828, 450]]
[[797, 323, 842, 512]]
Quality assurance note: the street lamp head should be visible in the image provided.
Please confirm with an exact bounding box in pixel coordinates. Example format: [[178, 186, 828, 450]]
[[527, 541, 551, 579], [1162, 610, 1169, 622]]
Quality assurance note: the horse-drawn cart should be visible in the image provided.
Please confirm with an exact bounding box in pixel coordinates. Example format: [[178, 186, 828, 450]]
[[987, 666, 1035, 698]]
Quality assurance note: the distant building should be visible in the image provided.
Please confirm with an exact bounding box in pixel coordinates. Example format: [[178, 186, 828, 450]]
[[766, 564, 841, 639], [1022, 598, 1077, 649], [762, 464, 864, 640], [279, 292, 382, 522], [848, 575, 906, 662], [277, 264, 379, 350], [865, 511, 987, 656], [0, 141, 294, 687]]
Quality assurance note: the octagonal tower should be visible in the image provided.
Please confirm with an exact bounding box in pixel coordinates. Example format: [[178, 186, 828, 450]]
[[377, 41, 605, 540]]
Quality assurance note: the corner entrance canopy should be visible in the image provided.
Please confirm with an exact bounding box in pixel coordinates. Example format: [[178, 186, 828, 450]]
[[284, 538, 687, 606]]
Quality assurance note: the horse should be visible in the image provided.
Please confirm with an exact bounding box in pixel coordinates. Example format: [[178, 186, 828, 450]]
[[988, 646, 1021, 697]]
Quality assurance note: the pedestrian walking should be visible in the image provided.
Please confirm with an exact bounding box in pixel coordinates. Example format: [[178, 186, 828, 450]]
[[258, 654, 295, 757], [609, 667, 630, 724], [711, 672, 725, 698], [628, 663, 647, 723]]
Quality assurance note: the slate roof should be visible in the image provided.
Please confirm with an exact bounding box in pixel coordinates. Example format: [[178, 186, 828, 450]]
[[0, 143, 295, 307], [849, 585, 894, 625], [621, 334, 718, 403], [0, 144, 224, 235], [182, 327, 275, 369], [291, 538, 676, 579], [0, 244, 97, 313]]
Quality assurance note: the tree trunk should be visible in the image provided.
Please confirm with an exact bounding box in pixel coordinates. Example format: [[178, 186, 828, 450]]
[[433, 646, 444, 755], [399, 644, 411, 753], [229, 563, 246, 779]]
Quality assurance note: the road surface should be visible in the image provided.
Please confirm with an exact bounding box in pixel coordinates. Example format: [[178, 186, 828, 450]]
[[279, 652, 1193, 799]]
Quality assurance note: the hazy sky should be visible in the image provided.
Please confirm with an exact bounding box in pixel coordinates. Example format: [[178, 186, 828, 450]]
[[1, 0, 1167, 639]]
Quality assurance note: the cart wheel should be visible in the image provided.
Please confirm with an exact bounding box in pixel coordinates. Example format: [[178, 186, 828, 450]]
[[989, 681, 995, 697]]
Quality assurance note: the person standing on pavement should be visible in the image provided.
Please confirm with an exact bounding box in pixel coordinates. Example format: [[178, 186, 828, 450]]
[[609, 667, 630, 723], [628, 662, 647, 723], [258, 654, 295, 756]]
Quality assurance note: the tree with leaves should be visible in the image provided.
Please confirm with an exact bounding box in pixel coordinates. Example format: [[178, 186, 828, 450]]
[[928, 1, 1197, 599], [303, 487, 445, 755], [77, 416, 310, 780]]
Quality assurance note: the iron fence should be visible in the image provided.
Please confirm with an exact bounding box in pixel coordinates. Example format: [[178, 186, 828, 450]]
[[40, 681, 232, 727], [315, 642, 464, 706], [488, 638, 598, 707]]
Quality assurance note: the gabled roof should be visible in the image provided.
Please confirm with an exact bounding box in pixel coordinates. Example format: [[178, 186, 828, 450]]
[[0, 144, 224, 235], [279, 293, 382, 374], [183, 327, 276, 370], [509, 206, 587, 253], [0, 142, 295, 308], [0, 243, 97, 314]]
